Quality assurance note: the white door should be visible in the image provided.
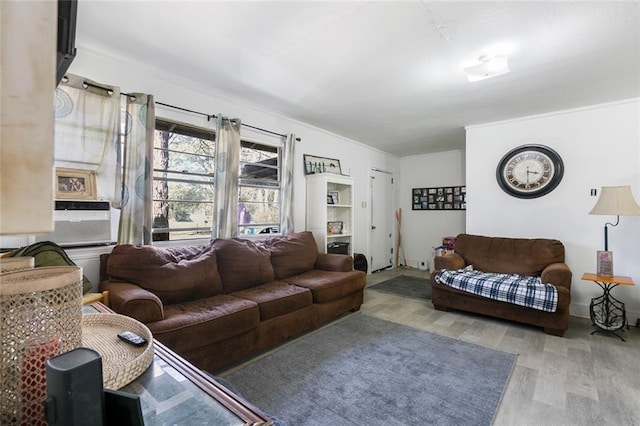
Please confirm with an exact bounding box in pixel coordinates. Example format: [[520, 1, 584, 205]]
[[370, 169, 394, 272]]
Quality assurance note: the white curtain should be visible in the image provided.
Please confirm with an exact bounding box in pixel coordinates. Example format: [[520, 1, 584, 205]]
[[280, 134, 296, 234], [212, 115, 241, 239], [54, 74, 120, 202], [117, 94, 155, 245]]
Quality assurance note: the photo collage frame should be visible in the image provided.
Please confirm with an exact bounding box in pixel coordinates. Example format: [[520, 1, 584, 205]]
[[412, 186, 466, 211]]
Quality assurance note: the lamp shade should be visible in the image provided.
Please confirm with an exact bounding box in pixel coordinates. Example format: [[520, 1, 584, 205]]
[[589, 186, 640, 216]]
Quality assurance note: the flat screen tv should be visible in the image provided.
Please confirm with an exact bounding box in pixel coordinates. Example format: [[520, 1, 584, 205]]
[[56, 0, 77, 85]]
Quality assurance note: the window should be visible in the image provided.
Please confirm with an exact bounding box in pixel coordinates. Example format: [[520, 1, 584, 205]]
[[238, 140, 281, 235], [152, 120, 215, 241], [150, 119, 283, 241]]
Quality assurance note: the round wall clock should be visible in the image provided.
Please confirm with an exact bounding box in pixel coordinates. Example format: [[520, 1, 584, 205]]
[[496, 144, 564, 199]]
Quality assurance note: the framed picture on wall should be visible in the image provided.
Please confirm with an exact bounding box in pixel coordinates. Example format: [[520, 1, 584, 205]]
[[412, 186, 465, 211], [55, 167, 97, 200], [303, 154, 342, 175]]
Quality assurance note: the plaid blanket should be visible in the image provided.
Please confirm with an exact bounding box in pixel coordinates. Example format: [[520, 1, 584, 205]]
[[435, 269, 558, 312]]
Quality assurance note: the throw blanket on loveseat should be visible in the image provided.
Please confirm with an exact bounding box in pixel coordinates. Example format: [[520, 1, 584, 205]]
[[435, 269, 558, 312]]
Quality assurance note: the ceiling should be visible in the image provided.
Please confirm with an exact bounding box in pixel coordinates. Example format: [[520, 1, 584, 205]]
[[76, 1, 640, 157]]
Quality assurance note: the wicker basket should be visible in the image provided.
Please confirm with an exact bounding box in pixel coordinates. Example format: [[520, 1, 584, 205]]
[[0, 256, 34, 273], [82, 313, 154, 390], [0, 266, 83, 425]]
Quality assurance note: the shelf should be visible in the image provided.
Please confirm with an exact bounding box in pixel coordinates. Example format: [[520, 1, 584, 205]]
[[306, 174, 354, 255]]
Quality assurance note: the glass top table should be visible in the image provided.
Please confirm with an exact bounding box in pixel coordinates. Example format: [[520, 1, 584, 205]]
[[84, 303, 272, 425]]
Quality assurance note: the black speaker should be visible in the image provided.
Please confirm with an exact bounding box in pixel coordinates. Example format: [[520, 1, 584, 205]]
[[103, 389, 144, 426], [354, 253, 368, 273], [45, 348, 104, 426]]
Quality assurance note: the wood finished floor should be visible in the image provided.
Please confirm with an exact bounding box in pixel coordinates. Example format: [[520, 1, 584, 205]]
[[364, 267, 640, 426]]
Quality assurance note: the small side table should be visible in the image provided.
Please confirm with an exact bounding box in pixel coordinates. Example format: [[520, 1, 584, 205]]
[[82, 290, 109, 307], [581, 273, 635, 341]]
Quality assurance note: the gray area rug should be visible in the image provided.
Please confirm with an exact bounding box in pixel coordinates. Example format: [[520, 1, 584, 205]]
[[369, 274, 431, 300], [224, 314, 516, 426]]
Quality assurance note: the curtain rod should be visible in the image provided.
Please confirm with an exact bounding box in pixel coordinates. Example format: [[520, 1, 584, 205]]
[[77, 79, 299, 140], [155, 101, 215, 121], [155, 100, 298, 140]]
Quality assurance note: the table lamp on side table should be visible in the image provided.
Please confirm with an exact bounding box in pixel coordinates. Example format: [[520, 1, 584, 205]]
[[588, 185, 640, 275]]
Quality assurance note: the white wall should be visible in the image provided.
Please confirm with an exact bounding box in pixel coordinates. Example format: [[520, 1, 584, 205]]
[[466, 99, 640, 321], [398, 150, 466, 270], [67, 47, 400, 258]]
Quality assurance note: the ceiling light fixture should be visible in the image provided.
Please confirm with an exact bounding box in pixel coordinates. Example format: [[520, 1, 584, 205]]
[[463, 54, 509, 82]]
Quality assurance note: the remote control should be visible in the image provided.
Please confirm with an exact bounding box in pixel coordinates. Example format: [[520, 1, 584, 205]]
[[117, 331, 147, 347]]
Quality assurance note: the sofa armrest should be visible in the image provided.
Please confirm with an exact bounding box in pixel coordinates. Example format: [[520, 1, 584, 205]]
[[541, 263, 572, 289], [315, 253, 353, 272], [99, 253, 110, 283], [434, 253, 466, 271], [99, 280, 164, 324]]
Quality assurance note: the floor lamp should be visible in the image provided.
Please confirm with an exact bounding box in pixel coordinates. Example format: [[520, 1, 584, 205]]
[[589, 185, 640, 275]]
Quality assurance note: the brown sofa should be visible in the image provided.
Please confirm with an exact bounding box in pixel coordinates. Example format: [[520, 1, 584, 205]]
[[99, 231, 366, 371], [430, 233, 572, 336]]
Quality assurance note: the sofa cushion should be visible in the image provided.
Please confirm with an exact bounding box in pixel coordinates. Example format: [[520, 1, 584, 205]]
[[147, 294, 259, 354], [212, 238, 275, 292], [454, 234, 565, 276], [231, 281, 313, 320], [284, 270, 366, 304], [259, 231, 319, 279], [107, 244, 222, 305]]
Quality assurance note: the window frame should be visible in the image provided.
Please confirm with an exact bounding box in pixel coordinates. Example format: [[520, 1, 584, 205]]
[[149, 118, 286, 243], [237, 137, 283, 236], [151, 118, 216, 242]]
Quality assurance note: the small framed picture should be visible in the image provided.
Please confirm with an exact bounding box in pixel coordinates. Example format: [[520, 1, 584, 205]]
[[328, 191, 339, 205], [55, 167, 97, 200], [327, 221, 344, 235], [597, 251, 613, 276]]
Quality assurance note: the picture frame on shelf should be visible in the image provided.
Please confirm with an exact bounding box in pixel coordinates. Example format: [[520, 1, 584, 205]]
[[303, 154, 342, 175], [328, 191, 339, 205], [327, 221, 344, 235], [55, 167, 97, 200]]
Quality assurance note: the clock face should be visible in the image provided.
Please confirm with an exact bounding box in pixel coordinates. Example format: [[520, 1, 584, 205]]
[[496, 145, 564, 199]]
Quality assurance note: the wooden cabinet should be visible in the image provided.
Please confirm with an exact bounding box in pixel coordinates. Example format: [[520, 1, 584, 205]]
[[305, 174, 354, 255]]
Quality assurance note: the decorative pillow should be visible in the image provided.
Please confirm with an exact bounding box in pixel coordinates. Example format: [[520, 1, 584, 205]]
[[212, 238, 275, 292], [261, 231, 319, 279], [106, 245, 222, 305]]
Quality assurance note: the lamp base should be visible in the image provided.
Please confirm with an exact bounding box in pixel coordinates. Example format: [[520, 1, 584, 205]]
[[597, 251, 613, 276]]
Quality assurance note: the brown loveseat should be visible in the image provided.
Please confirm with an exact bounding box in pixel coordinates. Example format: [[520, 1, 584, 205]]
[[430, 233, 572, 336], [99, 231, 366, 371]]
